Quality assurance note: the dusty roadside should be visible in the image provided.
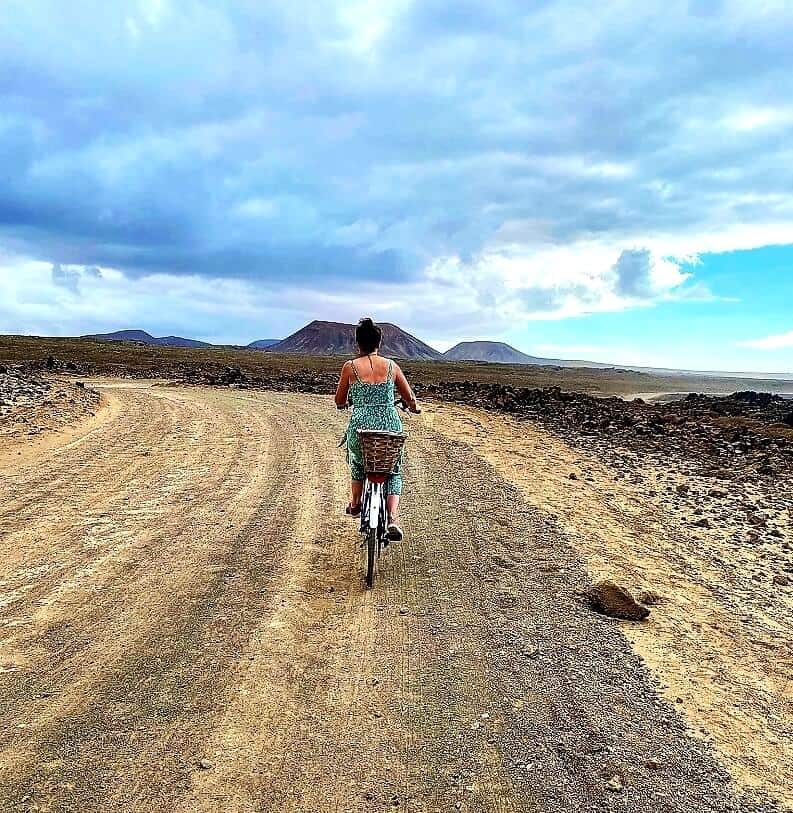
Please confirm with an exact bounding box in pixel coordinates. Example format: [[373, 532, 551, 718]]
[[427, 402, 792, 807], [0, 365, 102, 445], [0, 382, 787, 812]]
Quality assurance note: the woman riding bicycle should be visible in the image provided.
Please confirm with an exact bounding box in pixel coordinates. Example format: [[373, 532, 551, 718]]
[[335, 317, 419, 542]]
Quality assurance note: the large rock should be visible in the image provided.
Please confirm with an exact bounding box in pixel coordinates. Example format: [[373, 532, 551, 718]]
[[583, 580, 650, 621]]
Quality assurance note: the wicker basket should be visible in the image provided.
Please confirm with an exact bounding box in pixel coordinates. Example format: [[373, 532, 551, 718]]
[[357, 429, 407, 474]]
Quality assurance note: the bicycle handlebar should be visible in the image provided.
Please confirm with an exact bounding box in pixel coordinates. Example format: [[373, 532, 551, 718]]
[[395, 397, 421, 414]]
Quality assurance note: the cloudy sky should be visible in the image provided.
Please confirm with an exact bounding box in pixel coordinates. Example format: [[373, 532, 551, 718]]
[[1, 0, 792, 373]]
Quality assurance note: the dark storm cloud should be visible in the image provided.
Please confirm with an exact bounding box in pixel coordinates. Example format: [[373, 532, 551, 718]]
[[1, 0, 793, 293]]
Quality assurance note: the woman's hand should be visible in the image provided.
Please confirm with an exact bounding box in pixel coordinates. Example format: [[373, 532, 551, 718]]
[[396, 397, 420, 414]]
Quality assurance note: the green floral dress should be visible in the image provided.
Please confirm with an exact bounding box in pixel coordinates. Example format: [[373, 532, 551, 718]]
[[344, 358, 403, 495]]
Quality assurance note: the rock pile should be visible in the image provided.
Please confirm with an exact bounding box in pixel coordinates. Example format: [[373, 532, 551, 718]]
[[0, 364, 53, 417], [0, 364, 100, 437], [414, 382, 792, 479], [172, 366, 335, 393]]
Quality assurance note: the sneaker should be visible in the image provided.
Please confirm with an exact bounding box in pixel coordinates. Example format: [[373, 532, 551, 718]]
[[386, 522, 403, 542]]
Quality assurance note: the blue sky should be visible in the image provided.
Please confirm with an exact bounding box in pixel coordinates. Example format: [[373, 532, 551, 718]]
[[1, 0, 792, 373]]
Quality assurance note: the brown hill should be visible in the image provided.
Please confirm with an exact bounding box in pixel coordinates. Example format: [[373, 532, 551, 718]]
[[271, 320, 442, 360], [443, 340, 552, 365]]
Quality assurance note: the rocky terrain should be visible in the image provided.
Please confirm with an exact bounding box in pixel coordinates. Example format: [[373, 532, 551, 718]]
[[5, 334, 793, 397], [7, 357, 791, 491], [418, 381, 793, 476], [0, 361, 101, 440], [420, 381, 792, 589]]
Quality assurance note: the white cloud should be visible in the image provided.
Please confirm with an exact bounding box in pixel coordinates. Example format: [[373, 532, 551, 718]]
[[1, 0, 793, 353], [412, 240, 696, 331], [739, 330, 793, 350], [724, 107, 793, 132]]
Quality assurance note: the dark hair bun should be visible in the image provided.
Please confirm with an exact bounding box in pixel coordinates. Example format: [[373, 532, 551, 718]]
[[355, 317, 382, 353]]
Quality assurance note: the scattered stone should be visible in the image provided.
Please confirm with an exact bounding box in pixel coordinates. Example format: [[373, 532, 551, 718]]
[[606, 774, 624, 792], [583, 580, 650, 621], [413, 383, 792, 486], [772, 574, 790, 587], [197, 759, 213, 770], [0, 364, 100, 436], [636, 589, 663, 606]]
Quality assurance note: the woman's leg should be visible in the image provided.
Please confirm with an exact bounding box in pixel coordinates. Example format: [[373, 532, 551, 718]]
[[348, 446, 365, 512], [350, 479, 363, 510], [386, 472, 402, 522], [386, 494, 400, 522]]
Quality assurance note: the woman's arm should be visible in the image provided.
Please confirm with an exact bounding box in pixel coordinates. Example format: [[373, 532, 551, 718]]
[[393, 364, 419, 412], [334, 361, 352, 408]]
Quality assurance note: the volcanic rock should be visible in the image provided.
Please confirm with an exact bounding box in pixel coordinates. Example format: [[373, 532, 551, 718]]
[[582, 580, 650, 621]]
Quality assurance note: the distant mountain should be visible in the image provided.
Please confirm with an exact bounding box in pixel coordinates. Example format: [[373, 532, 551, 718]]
[[84, 329, 211, 348], [443, 341, 554, 365], [156, 335, 212, 348], [86, 329, 155, 343], [270, 320, 442, 360], [247, 339, 280, 349]]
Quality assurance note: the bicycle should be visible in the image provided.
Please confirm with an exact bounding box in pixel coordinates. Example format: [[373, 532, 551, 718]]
[[354, 399, 419, 588]]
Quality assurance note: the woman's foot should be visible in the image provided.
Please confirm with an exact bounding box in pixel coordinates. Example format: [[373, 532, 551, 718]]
[[386, 521, 403, 542], [346, 502, 361, 517]]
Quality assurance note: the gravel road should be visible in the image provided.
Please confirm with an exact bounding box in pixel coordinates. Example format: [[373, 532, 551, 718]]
[[0, 384, 785, 812]]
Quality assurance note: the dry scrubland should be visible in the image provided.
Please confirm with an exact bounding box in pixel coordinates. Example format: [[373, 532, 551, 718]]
[[0, 336, 791, 813], [2, 333, 793, 396]]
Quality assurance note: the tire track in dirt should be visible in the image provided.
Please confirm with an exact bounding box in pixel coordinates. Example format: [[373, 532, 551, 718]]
[[0, 387, 287, 808], [0, 386, 783, 813]]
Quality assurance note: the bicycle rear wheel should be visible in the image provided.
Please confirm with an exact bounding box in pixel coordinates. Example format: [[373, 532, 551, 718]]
[[365, 528, 376, 588]]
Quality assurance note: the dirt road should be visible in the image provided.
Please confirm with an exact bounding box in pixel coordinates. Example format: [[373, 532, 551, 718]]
[[0, 384, 785, 812]]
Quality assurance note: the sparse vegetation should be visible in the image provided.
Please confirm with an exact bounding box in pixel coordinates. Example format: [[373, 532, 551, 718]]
[[2, 334, 792, 397]]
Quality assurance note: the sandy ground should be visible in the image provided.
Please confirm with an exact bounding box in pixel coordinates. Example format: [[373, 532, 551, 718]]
[[428, 404, 792, 806], [0, 383, 788, 812]]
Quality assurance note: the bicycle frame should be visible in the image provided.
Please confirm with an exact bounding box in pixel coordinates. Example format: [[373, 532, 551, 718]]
[[365, 480, 381, 530], [360, 473, 389, 587]]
